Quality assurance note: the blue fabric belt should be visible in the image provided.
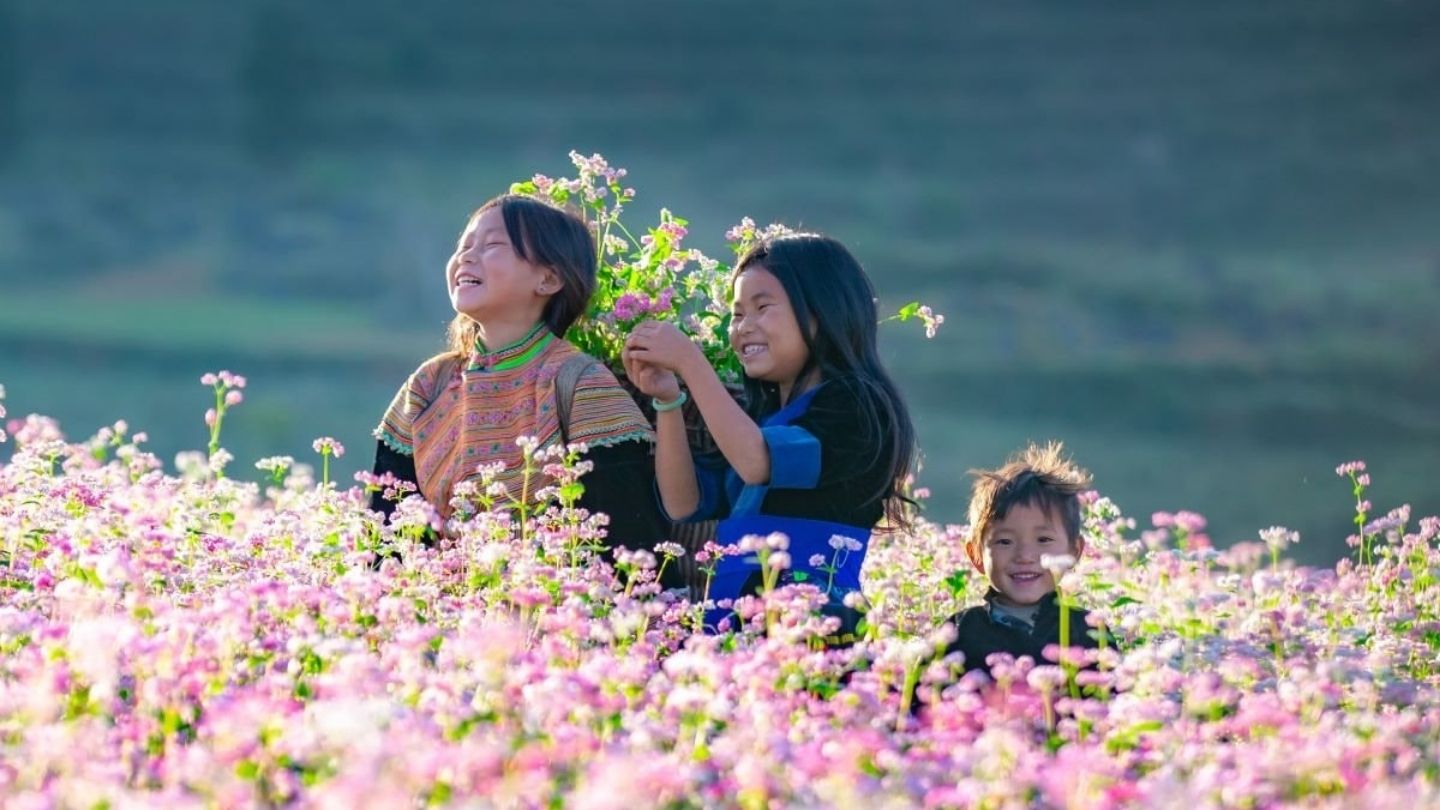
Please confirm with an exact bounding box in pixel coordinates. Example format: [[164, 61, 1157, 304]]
[[703, 514, 871, 631]]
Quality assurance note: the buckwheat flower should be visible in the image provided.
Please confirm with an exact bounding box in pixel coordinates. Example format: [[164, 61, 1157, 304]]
[[256, 455, 295, 473], [655, 542, 685, 559], [613, 293, 645, 322], [1027, 664, 1068, 692], [1357, 473, 1371, 487], [224, 390, 244, 406], [200, 373, 218, 386], [207, 448, 234, 474], [312, 437, 345, 457], [1041, 554, 1077, 578], [1174, 510, 1207, 533], [808, 554, 827, 567], [650, 287, 676, 313], [725, 217, 757, 242], [1259, 526, 1299, 553], [765, 532, 790, 551], [917, 305, 946, 338], [1335, 460, 1367, 476], [204, 408, 218, 428], [515, 435, 540, 455], [768, 551, 791, 570]]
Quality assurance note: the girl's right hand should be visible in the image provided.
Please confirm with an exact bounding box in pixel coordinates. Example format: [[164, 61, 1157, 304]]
[[622, 348, 682, 402]]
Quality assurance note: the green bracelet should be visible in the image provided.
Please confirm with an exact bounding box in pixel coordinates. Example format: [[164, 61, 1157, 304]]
[[652, 391, 688, 412]]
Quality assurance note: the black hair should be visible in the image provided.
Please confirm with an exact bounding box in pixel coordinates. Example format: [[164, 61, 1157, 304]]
[[966, 441, 1092, 554], [731, 233, 918, 527]]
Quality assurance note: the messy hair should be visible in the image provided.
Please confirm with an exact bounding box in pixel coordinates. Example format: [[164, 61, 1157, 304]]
[[966, 441, 1092, 553]]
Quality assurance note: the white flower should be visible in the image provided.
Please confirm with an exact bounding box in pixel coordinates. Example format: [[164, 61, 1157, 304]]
[[1040, 554, 1077, 577]]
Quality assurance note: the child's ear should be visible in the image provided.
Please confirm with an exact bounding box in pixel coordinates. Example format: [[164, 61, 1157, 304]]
[[536, 269, 563, 296], [1072, 535, 1086, 559], [965, 541, 986, 574]]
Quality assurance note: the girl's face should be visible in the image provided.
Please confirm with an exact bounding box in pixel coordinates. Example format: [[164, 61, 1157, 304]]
[[729, 267, 810, 393], [447, 207, 558, 325]]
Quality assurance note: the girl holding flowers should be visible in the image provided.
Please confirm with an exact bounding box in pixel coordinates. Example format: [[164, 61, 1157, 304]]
[[623, 233, 917, 633]]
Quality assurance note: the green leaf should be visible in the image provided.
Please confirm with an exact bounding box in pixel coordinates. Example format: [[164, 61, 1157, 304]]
[[943, 569, 969, 598], [895, 301, 921, 321]]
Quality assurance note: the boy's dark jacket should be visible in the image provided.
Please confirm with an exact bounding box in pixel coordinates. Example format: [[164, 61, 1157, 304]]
[[944, 590, 1100, 675]]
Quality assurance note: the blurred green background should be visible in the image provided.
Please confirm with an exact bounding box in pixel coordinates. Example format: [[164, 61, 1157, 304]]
[[1, 0, 1436, 564]]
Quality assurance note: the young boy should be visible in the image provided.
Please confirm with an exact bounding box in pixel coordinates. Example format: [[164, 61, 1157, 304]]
[[944, 441, 1099, 676]]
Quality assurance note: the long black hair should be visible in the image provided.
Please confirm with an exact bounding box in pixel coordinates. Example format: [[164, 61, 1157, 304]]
[[731, 234, 918, 528]]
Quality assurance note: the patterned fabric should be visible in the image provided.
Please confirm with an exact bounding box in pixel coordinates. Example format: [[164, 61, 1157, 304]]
[[375, 323, 652, 518]]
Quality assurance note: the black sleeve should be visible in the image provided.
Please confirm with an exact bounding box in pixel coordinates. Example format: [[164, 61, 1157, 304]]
[[577, 439, 684, 588], [369, 440, 418, 519]]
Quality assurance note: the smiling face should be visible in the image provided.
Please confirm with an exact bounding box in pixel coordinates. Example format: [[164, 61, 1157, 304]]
[[447, 207, 559, 328], [970, 500, 1083, 608], [728, 267, 811, 397]]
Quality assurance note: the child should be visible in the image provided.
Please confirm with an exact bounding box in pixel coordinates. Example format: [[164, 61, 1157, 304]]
[[944, 441, 1099, 675], [622, 233, 916, 633], [371, 194, 666, 553]]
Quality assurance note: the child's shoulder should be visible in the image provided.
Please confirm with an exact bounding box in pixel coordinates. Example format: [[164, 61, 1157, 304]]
[[404, 351, 466, 399], [946, 603, 991, 628]]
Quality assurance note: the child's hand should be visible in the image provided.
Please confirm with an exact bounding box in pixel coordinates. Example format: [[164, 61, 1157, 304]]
[[624, 321, 703, 378], [622, 347, 682, 401]]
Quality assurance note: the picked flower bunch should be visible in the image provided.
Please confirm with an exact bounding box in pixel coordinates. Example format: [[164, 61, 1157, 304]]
[[508, 151, 944, 383]]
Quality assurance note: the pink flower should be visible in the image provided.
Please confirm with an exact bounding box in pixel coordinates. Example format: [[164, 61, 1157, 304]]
[[613, 293, 646, 322], [312, 437, 345, 457], [1335, 460, 1367, 476]]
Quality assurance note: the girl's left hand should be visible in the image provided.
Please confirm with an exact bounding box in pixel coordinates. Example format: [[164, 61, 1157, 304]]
[[624, 321, 703, 377]]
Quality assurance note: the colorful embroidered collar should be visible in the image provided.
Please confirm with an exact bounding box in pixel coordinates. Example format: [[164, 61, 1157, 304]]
[[467, 322, 555, 373]]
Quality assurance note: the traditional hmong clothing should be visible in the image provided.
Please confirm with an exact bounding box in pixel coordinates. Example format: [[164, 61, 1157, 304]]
[[674, 376, 895, 634], [371, 323, 664, 550]]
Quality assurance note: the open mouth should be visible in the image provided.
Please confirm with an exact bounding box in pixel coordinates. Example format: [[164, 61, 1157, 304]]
[[455, 277, 482, 288], [1008, 572, 1044, 585], [740, 344, 767, 358]]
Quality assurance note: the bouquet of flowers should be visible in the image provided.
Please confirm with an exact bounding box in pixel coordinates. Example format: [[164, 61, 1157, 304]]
[[509, 152, 943, 383]]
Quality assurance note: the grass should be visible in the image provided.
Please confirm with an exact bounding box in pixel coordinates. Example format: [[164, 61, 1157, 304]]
[[0, 292, 437, 363]]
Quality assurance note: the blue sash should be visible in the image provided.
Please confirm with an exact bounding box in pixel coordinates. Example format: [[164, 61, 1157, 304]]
[[702, 385, 872, 631]]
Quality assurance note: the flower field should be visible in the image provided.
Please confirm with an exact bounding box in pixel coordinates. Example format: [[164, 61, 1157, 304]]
[[2, 375, 1438, 809]]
